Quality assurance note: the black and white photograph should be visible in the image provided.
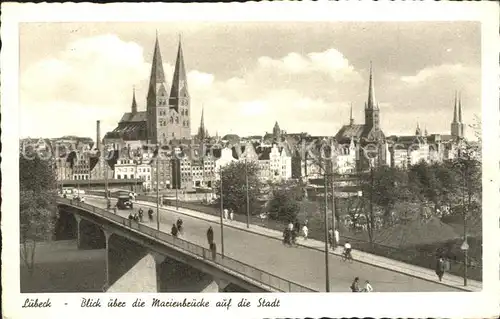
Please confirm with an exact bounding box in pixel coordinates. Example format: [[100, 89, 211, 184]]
[[2, 2, 499, 319]]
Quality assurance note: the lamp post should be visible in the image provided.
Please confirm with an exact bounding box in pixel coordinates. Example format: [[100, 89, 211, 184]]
[[245, 159, 250, 228], [323, 158, 330, 292], [156, 145, 160, 231], [330, 158, 337, 248], [219, 167, 225, 258]]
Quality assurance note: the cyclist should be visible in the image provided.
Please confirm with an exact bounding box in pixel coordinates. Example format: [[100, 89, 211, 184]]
[[343, 241, 352, 260]]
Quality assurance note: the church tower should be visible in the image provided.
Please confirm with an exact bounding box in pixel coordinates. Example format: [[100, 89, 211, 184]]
[[451, 91, 465, 139], [273, 121, 281, 143], [169, 35, 191, 140], [131, 86, 138, 115], [197, 106, 208, 142], [146, 32, 170, 145], [364, 62, 380, 132]]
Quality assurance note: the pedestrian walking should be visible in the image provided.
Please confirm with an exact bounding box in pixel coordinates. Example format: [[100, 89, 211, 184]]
[[287, 221, 294, 231], [229, 209, 234, 221], [148, 208, 153, 222], [350, 277, 360, 292], [302, 224, 309, 240], [334, 229, 340, 249], [435, 256, 446, 281], [328, 228, 334, 249], [362, 280, 373, 292], [294, 219, 301, 233], [223, 208, 228, 220], [207, 226, 214, 246], [171, 224, 179, 237]]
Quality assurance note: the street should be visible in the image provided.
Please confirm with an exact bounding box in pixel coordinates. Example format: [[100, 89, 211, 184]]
[[85, 197, 461, 292]]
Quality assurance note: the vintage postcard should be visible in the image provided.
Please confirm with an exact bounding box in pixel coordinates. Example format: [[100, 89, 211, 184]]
[[2, 2, 499, 319]]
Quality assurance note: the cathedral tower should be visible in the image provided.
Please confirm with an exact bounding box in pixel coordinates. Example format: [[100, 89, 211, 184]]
[[169, 35, 191, 140], [364, 62, 380, 132], [131, 86, 138, 115], [146, 32, 170, 144], [451, 91, 465, 139]]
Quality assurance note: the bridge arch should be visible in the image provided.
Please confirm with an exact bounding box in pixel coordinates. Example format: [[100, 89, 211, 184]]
[[54, 208, 78, 240], [78, 218, 106, 250]]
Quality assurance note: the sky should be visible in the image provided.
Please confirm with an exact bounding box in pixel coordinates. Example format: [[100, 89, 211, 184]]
[[19, 21, 481, 140]]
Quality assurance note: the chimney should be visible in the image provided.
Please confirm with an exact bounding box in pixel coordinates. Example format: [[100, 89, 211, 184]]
[[96, 120, 101, 151]]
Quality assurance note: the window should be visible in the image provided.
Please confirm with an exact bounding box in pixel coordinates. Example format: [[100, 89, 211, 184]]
[[172, 133, 175, 137], [124, 174, 128, 179], [170, 117, 174, 123], [175, 117, 179, 124], [185, 110, 189, 116], [117, 175, 121, 179]]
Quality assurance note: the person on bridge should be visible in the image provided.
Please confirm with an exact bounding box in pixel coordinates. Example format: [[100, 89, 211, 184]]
[[128, 212, 134, 220], [176, 218, 183, 235], [138, 208, 144, 222], [362, 280, 373, 292], [328, 228, 334, 249], [334, 229, 340, 249], [302, 224, 309, 240], [171, 224, 179, 237], [148, 208, 154, 222], [229, 209, 234, 221], [435, 256, 446, 282], [207, 226, 214, 246], [343, 241, 352, 260], [223, 208, 228, 220], [350, 277, 360, 292]]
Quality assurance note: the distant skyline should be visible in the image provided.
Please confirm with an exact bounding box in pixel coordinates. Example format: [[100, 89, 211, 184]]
[[20, 21, 481, 140]]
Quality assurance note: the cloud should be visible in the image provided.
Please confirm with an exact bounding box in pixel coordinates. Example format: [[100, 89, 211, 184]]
[[20, 34, 480, 141]]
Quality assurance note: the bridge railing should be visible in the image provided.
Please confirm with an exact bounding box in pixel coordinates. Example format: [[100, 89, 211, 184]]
[[59, 198, 315, 293]]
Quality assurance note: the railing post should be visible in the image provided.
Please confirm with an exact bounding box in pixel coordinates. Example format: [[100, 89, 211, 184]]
[[288, 281, 292, 292]]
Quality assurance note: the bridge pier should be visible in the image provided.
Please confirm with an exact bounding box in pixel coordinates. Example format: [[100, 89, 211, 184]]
[[103, 228, 113, 289], [75, 215, 106, 250]]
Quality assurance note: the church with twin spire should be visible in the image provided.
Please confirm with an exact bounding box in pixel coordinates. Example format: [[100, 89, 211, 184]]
[[104, 33, 192, 146]]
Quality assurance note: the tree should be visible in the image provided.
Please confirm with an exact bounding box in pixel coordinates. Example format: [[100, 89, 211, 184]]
[[215, 161, 261, 215], [19, 153, 58, 276], [267, 186, 301, 223], [449, 141, 482, 229]]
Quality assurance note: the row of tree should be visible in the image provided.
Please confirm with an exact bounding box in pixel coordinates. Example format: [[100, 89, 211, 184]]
[[20, 154, 58, 276]]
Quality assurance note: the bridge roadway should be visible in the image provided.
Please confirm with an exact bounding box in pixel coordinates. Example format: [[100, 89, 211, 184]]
[[84, 197, 460, 292]]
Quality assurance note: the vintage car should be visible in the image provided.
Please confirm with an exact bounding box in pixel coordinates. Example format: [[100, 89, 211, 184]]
[[116, 196, 133, 210]]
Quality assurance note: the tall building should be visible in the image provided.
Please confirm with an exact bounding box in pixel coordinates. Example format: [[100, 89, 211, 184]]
[[195, 106, 209, 142], [334, 62, 387, 170], [105, 33, 192, 146], [451, 91, 466, 140]]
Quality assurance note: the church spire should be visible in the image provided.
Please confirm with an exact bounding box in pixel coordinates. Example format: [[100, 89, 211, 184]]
[[131, 86, 137, 114], [415, 122, 422, 136], [452, 91, 458, 123], [367, 61, 377, 110], [349, 103, 354, 126], [200, 105, 205, 130], [147, 32, 167, 106], [458, 92, 463, 123], [169, 34, 189, 110]]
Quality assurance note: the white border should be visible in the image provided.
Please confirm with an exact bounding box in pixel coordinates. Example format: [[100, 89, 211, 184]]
[[2, 2, 499, 318]]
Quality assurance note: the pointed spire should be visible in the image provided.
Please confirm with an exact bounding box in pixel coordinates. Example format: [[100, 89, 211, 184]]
[[458, 91, 463, 123], [367, 61, 376, 109], [452, 91, 458, 123], [349, 103, 354, 125], [415, 122, 421, 136], [147, 32, 166, 102], [199, 105, 205, 131], [131, 86, 137, 114], [170, 34, 188, 101]]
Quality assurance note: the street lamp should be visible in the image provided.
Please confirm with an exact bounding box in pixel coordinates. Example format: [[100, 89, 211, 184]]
[[323, 158, 330, 293], [245, 159, 250, 228], [156, 145, 160, 231], [219, 167, 225, 258]]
